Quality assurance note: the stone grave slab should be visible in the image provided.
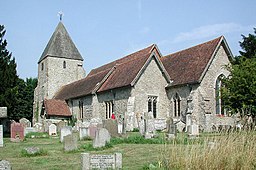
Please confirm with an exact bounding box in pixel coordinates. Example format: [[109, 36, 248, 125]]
[[81, 152, 122, 170], [0, 125, 3, 147], [93, 128, 111, 148], [10, 122, 24, 142], [57, 120, 66, 132], [34, 123, 43, 132], [154, 119, 166, 130], [19, 118, 31, 128], [64, 133, 78, 151], [48, 124, 57, 136], [167, 124, 177, 139], [188, 124, 199, 137], [79, 127, 89, 140], [103, 119, 119, 137], [0, 107, 7, 118], [89, 125, 97, 139], [60, 126, 72, 142]]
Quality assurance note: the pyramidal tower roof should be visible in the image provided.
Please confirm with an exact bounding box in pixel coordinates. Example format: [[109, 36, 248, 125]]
[[38, 22, 83, 63]]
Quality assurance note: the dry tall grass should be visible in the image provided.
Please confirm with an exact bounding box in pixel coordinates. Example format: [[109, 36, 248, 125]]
[[161, 131, 256, 170]]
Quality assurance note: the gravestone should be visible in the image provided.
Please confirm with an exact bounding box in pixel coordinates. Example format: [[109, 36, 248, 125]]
[[167, 124, 177, 139], [48, 124, 57, 136], [43, 119, 52, 132], [186, 114, 192, 132], [0, 107, 7, 118], [93, 128, 111, 148], [57, 120, 66, 132], [0, 160, 11, 170], [144, 112, 155, 139], [79, 127, 89, 140], [81, 152, 122, 170], [154, 119, 166, 130], [24, 127, 37, 136], [34, 123, 43, 132], [138, 114, 145, 135], [10, 122, 24, 142], [19, 118, 31, 128], [125, 112, 135, 131], [103, 119, 119, 137], [176, 120, 186, 132], [88, 125, 98, 139], [23, 147, 40, 155], [60, 126, 72, 142], [64, 133, 78, 151], [188, 124, 199, 138], [0, 125, 3, 147]]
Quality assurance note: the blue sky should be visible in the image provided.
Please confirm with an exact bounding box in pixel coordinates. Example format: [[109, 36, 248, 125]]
[[1, 0, 256, 79]]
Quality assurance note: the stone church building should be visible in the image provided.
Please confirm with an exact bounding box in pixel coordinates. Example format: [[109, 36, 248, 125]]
[[33, 21, 235, 132]]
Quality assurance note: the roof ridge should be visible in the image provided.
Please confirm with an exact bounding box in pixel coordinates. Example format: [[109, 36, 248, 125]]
[[164, 36, 222, 59], [90, 44, 155, 73]]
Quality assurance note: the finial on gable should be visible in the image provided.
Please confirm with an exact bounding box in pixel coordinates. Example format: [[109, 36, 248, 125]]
[[58, 11, 64, 21]]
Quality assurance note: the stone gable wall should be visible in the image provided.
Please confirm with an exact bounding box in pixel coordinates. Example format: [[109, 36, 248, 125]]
[[132, 57, 169, 118], [192, 44, 231, 130]]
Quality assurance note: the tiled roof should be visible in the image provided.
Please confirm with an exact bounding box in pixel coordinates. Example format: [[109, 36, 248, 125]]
[[161, 36, 222, 86], [38, 22, 83, 63], [44, 99, 71, 117], [54, 44, 155, 99]]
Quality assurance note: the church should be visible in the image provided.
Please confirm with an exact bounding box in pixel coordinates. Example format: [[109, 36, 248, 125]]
[[33, 21, 235, 132]]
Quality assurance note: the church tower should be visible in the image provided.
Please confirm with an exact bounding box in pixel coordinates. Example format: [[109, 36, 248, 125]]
[[33, 21, 85, 124]]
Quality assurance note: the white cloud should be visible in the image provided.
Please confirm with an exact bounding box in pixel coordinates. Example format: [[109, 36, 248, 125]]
[[173, 23, 256, 43]]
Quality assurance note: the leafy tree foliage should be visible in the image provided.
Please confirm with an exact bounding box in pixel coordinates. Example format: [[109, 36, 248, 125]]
[[0, 25, 37, 121], [222, 28, 256, 117], [13, 78, 37, 121], [0, 25, 19, 119], [222, 57, 256, 116], [239, 28, 256, 59]]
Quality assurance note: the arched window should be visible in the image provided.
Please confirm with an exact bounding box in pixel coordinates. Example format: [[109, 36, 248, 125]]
[[63, 61, 66, 69], [148, 96, 157, 118], [79, 101, 83, 119], [173, 93, 181, 117], [215, 75, 224, 115]]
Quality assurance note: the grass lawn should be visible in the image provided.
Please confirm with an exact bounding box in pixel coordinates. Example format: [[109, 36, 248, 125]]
[[1, 131, 256, 170]]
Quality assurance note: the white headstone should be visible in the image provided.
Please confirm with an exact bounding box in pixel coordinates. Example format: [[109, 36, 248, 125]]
[[79, 127, 89, 140], [48, 124, 57, 136], [188, 124, 199, 137], [34, 123, 43, 132], [0, 160, 11, 170], [19, 118, 31, 128], [60, 126, 72, 142], [0, 125, 3, 147], [125, 112, 135, 131], [93, 128, 111, 148]]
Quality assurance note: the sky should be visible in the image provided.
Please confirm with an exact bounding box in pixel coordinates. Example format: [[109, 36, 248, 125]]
[[1, 0, 256, 79]]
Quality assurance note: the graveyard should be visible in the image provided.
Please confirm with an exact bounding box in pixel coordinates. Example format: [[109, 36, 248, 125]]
[[1, 129, 256, 169]]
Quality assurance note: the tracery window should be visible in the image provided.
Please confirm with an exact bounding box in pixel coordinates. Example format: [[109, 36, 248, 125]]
[[105, 101, 114, 119], [216, 75, 224, 115], [173, 93, 181, 117], [79, 101, 83, 119], [148, 96, 157, 118]]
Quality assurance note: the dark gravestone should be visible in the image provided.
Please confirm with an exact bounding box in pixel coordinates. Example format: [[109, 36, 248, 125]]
[[10, 122, 24, 142]]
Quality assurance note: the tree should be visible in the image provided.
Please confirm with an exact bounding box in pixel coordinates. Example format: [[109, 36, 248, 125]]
[[222, 28, 256, 120], [0, 25, 19, 120], [12, 78, 37, 121], [239, 28, 256, 59]]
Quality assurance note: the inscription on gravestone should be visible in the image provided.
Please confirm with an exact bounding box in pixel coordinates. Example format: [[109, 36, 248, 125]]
[[90, 155, 115, 168], [81, 152, 122, 170]]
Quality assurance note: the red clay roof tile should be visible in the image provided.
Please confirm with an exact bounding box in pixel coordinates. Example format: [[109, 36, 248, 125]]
[[44, 99, 71, 117], [161, 36, 222, 86]]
